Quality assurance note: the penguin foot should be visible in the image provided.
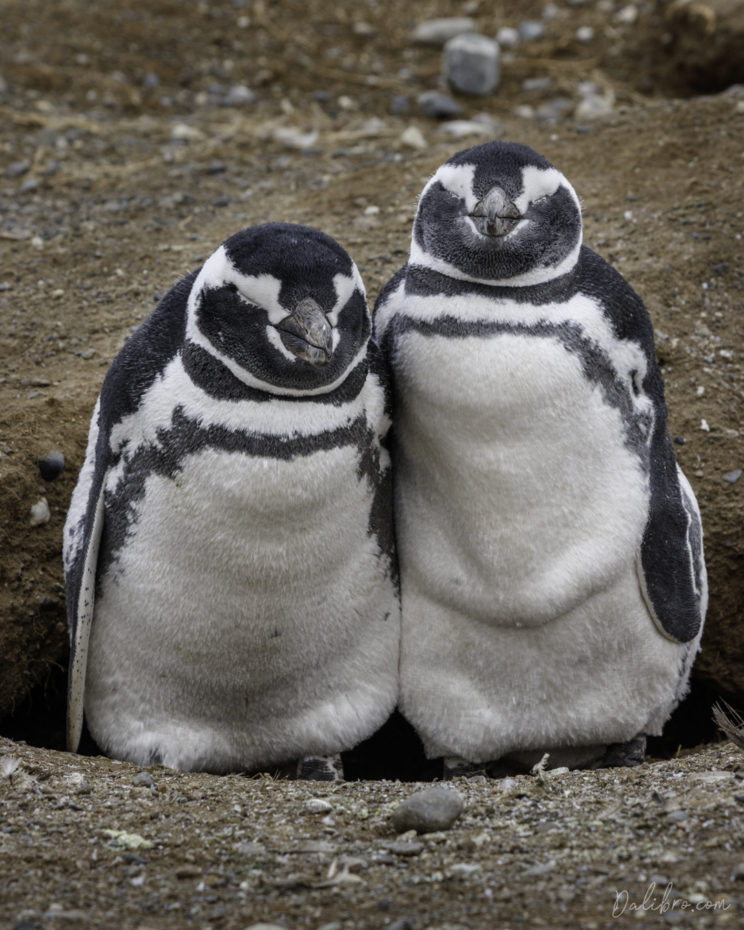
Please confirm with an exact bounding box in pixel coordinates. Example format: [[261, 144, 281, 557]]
[[598, 735, 646, 768], [442, 756, 487, 779], [294, 754, 345, 781]]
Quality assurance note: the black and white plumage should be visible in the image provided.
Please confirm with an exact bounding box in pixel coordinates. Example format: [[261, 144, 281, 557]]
[[374, 141, 707, 767], [64, 223, 400, 773]]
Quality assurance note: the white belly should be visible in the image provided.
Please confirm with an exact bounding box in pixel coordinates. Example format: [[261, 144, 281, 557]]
[[395, 329, 649, 624], [86, 444, 399, 771], [394, 328, 684, 759]]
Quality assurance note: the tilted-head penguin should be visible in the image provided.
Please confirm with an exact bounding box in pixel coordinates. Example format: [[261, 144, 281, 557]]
[[64, 223, 400, 775], [374, 141, 706, 771]]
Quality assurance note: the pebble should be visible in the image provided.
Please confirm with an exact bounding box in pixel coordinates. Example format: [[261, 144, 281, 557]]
[[382, 838, 424, 856], [519, 20, 546, 42], [222, 84, 255, 106], [574, 93, 613, 120], [417, 90, 464, 119], [522, 76, 554, 93], [723, 470, 742, 484], [576, 25, 595, 42], [399, 125, 427, 149], [389, 94, 410, 115], [439, 119, 496, 138], [732, 862, 744, 881], [413, 17, 476, 46], [305, 797, 333, 814], [29, 498, 51, 527], [6, 160, 30, 178], [443, 33, 501, 96], [496, 26, 520, 48], [272, 126, 319, 150], [131, 771, 155, 788], [38, 451, 64, 481], [244, 925, 288, 930], [391, 786, 464, 834]]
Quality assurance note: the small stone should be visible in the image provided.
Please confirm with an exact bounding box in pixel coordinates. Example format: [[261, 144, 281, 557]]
[[723, 470, 742, 484], [438, 119, 494, 138], [382, 838, 424, 856], [519, 20, 546, 42], [522, 76, 554, 93], [700, 418, 710, 432], [6, 160, 30, 178], [496, 26, 520, 48], [576, 25, 595, 42], [244, 925, 288, 930], [391, 786, 464, 834], [574, 93, 613, 120], [389, 95, 410, 115], [387, 920, 415, 930], [131, 771, 155, 788], [413, 17, 476, 46], [615, 4, 638, 24], [272, 126, 319, 150], [674, 436, 686, 445], [223, 84, 255, 106], [38, 451, 64, 481], [443, 33, 501, 96], [305, 797, 333, 814], [29, 498, 51, 527], [732, 862, 744, 880], [417, 90, 464, 119], [399, 125, 427, 149]]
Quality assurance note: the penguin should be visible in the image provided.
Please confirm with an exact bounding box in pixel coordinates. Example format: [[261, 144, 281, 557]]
[[63, 223, 400, 775], [374, 141, 706, 772]]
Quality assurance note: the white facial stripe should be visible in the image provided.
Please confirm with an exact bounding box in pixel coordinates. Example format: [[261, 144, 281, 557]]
[[329, 269, 364, 325], [514, 166, 563, 212], [265, 325, 298, 363], [427, 163, 478, 210]]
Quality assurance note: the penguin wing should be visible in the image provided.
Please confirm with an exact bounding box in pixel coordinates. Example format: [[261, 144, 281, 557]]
[[64, 269, 199, 751], [580, 248, 706, 644]]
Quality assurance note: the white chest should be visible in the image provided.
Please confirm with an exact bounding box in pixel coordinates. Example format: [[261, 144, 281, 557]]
[[393, 326, 650, 624]]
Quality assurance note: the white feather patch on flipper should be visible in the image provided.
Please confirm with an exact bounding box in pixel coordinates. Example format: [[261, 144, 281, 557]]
[[67, 476, 107, 751]]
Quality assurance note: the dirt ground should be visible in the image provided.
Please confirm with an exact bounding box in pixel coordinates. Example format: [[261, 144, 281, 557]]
[[1, 0, 743, 926]]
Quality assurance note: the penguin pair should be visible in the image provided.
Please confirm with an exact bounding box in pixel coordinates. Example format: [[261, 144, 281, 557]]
[[65, 142, 706, 776]]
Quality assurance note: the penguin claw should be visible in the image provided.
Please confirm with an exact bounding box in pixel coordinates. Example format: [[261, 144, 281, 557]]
[[294, 754, 345, 781]]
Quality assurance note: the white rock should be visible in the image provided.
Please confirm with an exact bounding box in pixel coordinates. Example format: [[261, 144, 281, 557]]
[[439, 119, 495, 138], [574, 92, 613, 120], [496, 26, 520, 48], [30, 498, 50, 526], [576, 25, 595, 42], [272, 126, 319, 150], [413, 17, 476, 46], [399, 125, 427, 149], [305, 797, 333, 814]]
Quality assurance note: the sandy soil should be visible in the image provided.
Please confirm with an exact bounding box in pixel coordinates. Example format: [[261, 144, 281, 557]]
[[1, 1, 743, 926]]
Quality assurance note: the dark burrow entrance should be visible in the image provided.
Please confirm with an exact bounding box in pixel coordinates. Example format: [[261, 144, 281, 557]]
[[0, 667, 728, 781]]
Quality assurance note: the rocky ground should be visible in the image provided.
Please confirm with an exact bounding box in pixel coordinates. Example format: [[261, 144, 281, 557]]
[[1, 0, 744, 926]]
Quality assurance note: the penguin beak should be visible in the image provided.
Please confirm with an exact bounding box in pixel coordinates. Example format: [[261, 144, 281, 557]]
[[276, 297, 333, 366], [470, 186, 522, 237]]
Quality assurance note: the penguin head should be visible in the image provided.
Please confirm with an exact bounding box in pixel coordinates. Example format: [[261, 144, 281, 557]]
[[186, 224, 370, 395], [411, 141, 583, 287]]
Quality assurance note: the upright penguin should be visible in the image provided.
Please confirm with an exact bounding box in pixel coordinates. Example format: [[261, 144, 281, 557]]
[[375, 141, 706, 770], [64, 223, 399, 774]]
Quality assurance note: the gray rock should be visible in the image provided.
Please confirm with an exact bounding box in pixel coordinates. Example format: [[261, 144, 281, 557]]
[[443, 33, 501, 96], [413, 17, 476, 46], [417, 90, 464, 119], [723, 469, 742, 484], [389, 95, 410, 115], [519, 20, 546, 42], [391, 786, 464, 834], [574, 92, 613, 120], [6, 160, 30, 179], [29, 498, 50, 527], [223, 84, 255, 106], [38, 451, 65, 481], [131, 771, 155, 788]]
